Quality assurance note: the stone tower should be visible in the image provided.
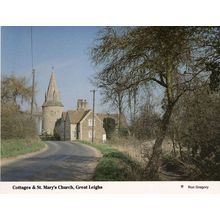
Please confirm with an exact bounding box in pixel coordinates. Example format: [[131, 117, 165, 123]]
[[42, 71, 64, 135]]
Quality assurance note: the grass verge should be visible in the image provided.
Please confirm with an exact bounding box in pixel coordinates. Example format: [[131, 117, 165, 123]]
[[79, 140, 144, 181], [1, 138, 45, 158]]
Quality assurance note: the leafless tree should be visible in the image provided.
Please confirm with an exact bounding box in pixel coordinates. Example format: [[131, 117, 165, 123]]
[[91, 27, 220, 180]]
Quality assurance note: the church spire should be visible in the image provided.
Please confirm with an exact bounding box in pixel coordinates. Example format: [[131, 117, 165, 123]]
[[42, 70, 63, 107]]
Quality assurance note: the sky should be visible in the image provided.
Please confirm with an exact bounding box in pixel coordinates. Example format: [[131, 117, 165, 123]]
[[1, 26, 111, 113]]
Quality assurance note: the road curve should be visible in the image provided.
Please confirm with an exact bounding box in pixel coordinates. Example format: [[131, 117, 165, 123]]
[[1, 141, 102, 181]]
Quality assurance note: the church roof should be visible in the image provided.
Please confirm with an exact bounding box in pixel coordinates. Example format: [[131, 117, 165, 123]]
[[42, 72, 63, 107]]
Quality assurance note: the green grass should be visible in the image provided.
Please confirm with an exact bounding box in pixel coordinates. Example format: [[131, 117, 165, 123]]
[[1, 138, 45, 158], [79, 140, 144, 181]]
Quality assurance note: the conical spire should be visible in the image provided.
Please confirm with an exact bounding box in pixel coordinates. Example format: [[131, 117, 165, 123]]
[[43, 71, 63, 107]]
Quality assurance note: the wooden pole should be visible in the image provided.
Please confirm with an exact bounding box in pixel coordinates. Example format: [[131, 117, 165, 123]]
[[90, 90, 96, 142], [30, 27, 35, 117], [31, 68, 35, 116]]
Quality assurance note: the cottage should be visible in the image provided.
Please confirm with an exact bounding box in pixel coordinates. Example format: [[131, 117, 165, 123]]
[[59, 99, 106, 142]]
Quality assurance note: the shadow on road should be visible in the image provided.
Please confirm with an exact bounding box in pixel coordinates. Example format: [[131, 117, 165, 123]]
[[1, 154, 101, 181]]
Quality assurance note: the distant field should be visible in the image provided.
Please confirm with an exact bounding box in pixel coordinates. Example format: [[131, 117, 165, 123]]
[[1, 138, 45, 158]]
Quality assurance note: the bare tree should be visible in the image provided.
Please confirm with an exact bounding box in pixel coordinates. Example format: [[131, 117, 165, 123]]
[[1, 74, 37, 139], [92, 65, 126, 132], [91, 27, 220, 180]]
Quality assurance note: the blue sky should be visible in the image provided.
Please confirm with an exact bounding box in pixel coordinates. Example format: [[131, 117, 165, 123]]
[[1, 26, 111, 113]]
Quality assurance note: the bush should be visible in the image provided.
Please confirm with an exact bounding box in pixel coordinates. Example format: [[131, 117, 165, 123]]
[[186, 152, 220, 181], [180, 92, 220, 159], [1, 74, 38, 140], [103, 117, 116, 139], [1, 110, 37, 139], [130, 103, 160, 140], [166, 88, 220, 180]]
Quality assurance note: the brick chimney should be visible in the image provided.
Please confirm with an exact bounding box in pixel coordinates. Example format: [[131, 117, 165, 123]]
[[77, 99, 88, 111]]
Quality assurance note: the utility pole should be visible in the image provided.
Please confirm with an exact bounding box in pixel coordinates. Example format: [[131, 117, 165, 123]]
[[90, 89, 96, 142], [30, 26, 35, 117], [31, 68, 35, 116], [31, 27, 35, 117]]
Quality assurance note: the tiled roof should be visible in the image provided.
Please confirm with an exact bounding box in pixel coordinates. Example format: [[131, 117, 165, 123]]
[[67, 109, 91, 124]]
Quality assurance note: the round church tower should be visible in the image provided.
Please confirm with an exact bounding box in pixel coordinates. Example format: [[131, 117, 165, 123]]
[[42, 71, 64, 136]]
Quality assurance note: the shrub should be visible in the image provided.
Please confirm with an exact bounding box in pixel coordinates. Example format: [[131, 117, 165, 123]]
[[1, 110, 37, 139]]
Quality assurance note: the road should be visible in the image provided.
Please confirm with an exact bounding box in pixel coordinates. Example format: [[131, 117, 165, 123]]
[[1, 141, 102, 181]]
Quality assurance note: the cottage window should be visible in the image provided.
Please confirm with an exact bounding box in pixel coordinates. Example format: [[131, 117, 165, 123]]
[[88, 130, 95, 139], [73, 131, 76, 137], [88, 130, 92, 139], [88, 119, 95, 127]]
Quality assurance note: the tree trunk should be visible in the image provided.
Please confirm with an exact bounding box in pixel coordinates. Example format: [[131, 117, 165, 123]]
[[179, 142, 183, 160], [172, 138, 176, 157], [144, 103, 174, 180], [117, 92, 123, 135]]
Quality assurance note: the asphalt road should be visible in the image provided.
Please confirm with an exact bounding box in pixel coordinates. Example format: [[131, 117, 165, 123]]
[[1, 141, 102, 181]]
